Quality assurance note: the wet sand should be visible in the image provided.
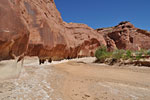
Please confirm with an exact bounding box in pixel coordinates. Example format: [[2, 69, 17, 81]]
[[0, 57, 150, 100]]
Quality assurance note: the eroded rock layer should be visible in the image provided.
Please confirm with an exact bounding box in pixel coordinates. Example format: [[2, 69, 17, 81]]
[[20, 0, 106, 60], [97, 21, 150, 51], [0, 0, 106, 61], [0, 0, 29, 61]]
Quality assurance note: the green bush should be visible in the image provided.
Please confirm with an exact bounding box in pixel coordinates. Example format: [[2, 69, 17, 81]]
[[95, 46, 149, 64], [112, 49, 125, 60], [140, 49, 147, 56], [123, 50, 132, 60], [146, 49, 150, 56], [135, 51, 143, 60], [95, 45, 111, 62]]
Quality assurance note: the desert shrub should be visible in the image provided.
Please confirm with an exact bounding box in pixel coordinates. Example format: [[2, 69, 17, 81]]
[[139, 49, 147, 56], [95, 45, 111, 62], [95, 45, 150, 64], [123, 50, 132, 60], [112, 49, 125, 61], [146, 49, 150, 56], [135, 51, 143, 60]]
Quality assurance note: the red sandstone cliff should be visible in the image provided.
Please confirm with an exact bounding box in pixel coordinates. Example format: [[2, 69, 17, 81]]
[[0, 0, 106, 61], [96, 21, 150, 51], [0, 0, 29, 61], [21, 0, 106, 60], [1, 0, 150, 61]]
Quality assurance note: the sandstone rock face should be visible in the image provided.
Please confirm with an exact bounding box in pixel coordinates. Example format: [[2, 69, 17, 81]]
[[0, 0, 105, 61], [0, 0, 29, 61], [1, 0, 150, 61], [97, 21, 150, 51], [20, 0, 106, 60]]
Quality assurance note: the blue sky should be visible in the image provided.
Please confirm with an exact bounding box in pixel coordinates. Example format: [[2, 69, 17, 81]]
[[55, 0, 150, 30]]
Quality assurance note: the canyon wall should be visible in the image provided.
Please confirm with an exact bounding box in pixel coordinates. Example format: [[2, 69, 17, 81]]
[[0, 0, 106, 61], [1, 0, 150, 61], [0, 0, 29, 61]]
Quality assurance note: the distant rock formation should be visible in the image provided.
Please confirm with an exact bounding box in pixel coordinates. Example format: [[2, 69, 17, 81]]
[[96, 21, 150, 51]]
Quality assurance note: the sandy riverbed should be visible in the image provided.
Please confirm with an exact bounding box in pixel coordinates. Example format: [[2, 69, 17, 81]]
[[0, 57, 150, 100]]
